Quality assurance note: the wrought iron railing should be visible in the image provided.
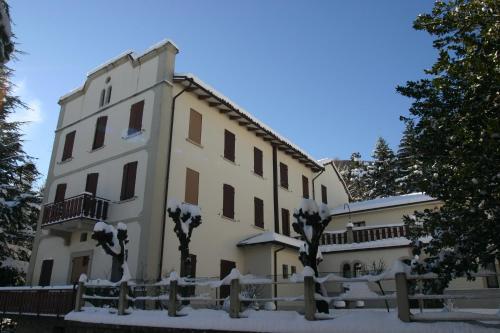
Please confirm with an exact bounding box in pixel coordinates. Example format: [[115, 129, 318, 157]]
[[42, 193, 110, 226]]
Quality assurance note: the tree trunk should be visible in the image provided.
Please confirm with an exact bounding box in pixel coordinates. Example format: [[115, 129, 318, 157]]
[[110, 256, 123, 283]]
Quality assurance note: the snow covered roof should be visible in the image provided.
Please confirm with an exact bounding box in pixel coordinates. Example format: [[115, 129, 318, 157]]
[[320, 236, 431, 253], [237, 232, 304, 249], [174, 73, 323, 172], [330, 193, 439, 216], [59, 39, 179, 104]]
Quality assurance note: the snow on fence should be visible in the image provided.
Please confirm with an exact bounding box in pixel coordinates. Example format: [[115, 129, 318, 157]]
[[74, 267, 500, 323]]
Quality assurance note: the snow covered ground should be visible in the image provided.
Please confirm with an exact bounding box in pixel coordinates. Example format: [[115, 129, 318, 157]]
[[65, 307, 500, 333]]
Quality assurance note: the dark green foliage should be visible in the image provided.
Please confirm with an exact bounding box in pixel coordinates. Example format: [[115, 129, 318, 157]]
[[397, 0, 500, 286], [339, 152, 370, 201], [0, 1, 14, 64], [396, 120, 423, 194], [365, 137, 398, 199]]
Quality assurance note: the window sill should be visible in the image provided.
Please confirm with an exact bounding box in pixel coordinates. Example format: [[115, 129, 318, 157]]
[[252, 225, 266, 231], [279, 185, 292, 193], [89, 145, 106, 153], [186, 138, 204, 149], [220, 155, 239, 166], [251, 171, 266, 180], [58, 157, 74, 165], [116, 196, 137, 204], [122, 129, 145, 140], [220, 214, 239, 223]]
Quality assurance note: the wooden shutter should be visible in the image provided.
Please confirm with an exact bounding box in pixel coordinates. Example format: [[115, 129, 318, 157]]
[[302, 175, 309, 198], [224, 130, 235, 162], [279, 162, 288, 188], [120, 161, 138, 200], [185, 168, 199, 205], [253, 147, 263, 176], [54, 183, 66, 202], [282, 264, 289, 279], [254, 197, 264, 228], [220, 260, 236, 300], [281, 208, 290, 236], [92, 116, 107, 150], [39, 259, 54, 286], [188, 109, 202, 144], [62, 131, 75, 161], [321, 185, 328, 204], [223, 184, 234, 219], [128, 100, 144, 135], [85, 173, 99, 196]]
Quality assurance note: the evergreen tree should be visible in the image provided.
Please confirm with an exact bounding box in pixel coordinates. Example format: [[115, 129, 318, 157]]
[[365, 137, 398, 199], [339, 152, 370, 201], [396, 120, 423, 194], [397, 0, 500, 286], [0, 2, 40, 285]]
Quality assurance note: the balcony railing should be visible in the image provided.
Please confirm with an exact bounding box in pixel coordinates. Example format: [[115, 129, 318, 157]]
[[42, 193, 110, 226], [321, 224, 409, 245]]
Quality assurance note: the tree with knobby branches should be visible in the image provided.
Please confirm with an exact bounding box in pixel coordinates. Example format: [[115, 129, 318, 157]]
[[397, 0, 500, 287], [292, 199, 331, 314], [91, 222, 129, 282], [167, 201, 202, 279]]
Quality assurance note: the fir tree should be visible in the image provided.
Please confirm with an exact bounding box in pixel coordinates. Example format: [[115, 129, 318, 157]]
[[366, 137, 398, 199], [0, 67, 40, 286], [397, 0, 500, 286], [339, 152, 370, 201], [396, 120, 423, 194]]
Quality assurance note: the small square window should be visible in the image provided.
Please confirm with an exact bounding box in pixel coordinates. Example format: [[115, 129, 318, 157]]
[[291, 266, 297, 275], [80, 232, 88, 242]]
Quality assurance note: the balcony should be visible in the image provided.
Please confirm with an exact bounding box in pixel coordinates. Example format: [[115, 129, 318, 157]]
[[41, 193, 110, 232]]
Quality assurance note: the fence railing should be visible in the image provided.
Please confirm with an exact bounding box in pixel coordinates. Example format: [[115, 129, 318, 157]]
[[320, 225, 409, 245], [0, 286, 76, 317], [42, 193, 110, 226]]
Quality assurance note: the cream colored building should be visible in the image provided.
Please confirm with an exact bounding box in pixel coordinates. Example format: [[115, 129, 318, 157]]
[[26, 40, 350, 287]]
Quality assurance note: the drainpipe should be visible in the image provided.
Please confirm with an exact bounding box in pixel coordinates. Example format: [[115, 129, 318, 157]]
[[273, 245, 285, 308], [311, 168, 325, 201], [158, 79, 194, 280]]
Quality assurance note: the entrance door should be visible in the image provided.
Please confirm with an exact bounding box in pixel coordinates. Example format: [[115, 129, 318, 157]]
[[220, 259, 236, 300], [70, 255, 90, 284], [39, 259, 54, 286]]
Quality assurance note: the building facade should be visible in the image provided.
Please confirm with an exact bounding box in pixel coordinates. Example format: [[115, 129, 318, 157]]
[[27, 40, 350, 286]]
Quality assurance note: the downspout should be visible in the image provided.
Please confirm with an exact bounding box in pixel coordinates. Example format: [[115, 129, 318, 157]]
[[311, 167, 325, 201], [273, 245, 286, 308], [272, 145, 279, 233], [158, 79, 194, 280]]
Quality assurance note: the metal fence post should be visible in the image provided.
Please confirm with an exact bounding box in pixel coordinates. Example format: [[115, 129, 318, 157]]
[[168, 280, 178, 317], [304, 276, 315, 321], [395, 272, 411, 322], [229, 279, 240, 318], [118, 281, 128, 315], [75, 282, 85, 312]]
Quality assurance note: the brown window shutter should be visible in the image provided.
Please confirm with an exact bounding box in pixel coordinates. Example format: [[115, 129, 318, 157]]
[[120, 161, 138, 200], [254, 197, 264, 228], [62, 131, 76, 161], [321, 185, 328, 204], [55, 183, 67, 202], [188, 109, 202, 144], [85, 173, 99, 196], [223, 183, 234, 219], [92, 116, 108, 150], [281, 208, 290, 236], [302, 175, 309, 199], [185, 168, 200, 205], [279, 163, 288, 188], [224, 130, 235, 162], [253, 147, 263, 176], [128, 100, 144, 135]]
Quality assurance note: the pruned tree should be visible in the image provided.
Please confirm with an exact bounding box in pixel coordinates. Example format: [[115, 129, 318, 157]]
[[292, 199, 331, 314], [91, 222, 129, 282], [167, 201, 202, 279]]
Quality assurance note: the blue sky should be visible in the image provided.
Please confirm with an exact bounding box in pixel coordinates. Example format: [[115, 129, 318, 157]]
[[8, 1, 435, 186]]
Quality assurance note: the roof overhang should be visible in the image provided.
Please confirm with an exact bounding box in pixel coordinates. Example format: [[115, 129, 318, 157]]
[[174, 74, 323, 173]]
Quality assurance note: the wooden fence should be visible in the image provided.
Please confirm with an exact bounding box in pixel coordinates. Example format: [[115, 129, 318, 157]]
[[74, 271, 500, 322]]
